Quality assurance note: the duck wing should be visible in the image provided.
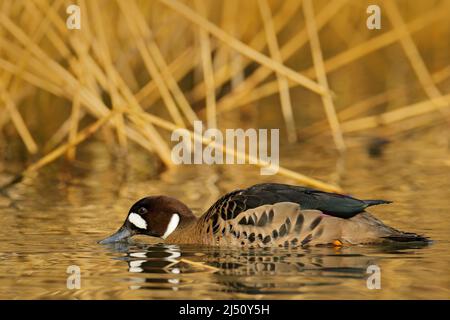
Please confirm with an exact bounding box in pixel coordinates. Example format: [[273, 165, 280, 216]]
[[203, 202, 329, 247], [246, 183, 392, 218], [201, 183, 391, 224]]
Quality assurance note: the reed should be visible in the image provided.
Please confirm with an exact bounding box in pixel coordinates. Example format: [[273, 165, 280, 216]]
[[384, 1, 450, 120], [220, 2, 448, 113], [0, 0, 448, 193], [258, 0, 297, 143], [303, 0, 345, 152], [195, 0, 217, 129], [159, 0, 329, 96], [212, 0, 349, 115]]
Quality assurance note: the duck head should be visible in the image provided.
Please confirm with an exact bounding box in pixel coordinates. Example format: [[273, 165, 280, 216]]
[[99, 196, 196, 244]]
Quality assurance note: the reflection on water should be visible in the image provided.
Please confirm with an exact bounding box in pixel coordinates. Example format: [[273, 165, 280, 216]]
[[105, 241, 432, 298], [0, 127, 449, 299]]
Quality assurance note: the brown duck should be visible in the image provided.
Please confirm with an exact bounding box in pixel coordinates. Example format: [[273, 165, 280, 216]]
[[99, 183, 428, 247]]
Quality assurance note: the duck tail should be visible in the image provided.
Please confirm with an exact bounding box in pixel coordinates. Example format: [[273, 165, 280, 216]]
[[363, 199, 392, 207], [382, 232, 431, 243]]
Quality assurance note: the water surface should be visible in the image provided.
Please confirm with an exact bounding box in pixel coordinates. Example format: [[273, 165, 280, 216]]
[[0, 127, 449, 299]]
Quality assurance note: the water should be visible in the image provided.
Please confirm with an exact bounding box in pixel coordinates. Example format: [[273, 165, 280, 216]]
[[0, 126, 449, 299]]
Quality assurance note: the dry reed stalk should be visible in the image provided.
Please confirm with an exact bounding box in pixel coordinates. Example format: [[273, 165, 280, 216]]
[[0, 0, 64, 145], [382, 112, 442, 138], [90, 0, 128, 149], [0, 86, 33, 132], [213, 1, 246, 92], [2, 0, 64, 93], [209, 0, 234, 82], [258, 0, 297, 143], [67, 91, 81, 160], [117, 59, 140, 95], [51, 45, 97, 154], [384, 1, 450, 119], [195, 0, 217, 129], [34, 0, 66, 34], [0, 13, 73, 100], [0, 3, 88, 149], [1, 0, 446, 194], [301, 64, 450, 138], [303, 0, 345, 152], [118, 3, 186, 129], [124, 0, 199, 124], [302, 89, 404, 138], [0, 87, 38, 154], [125, 107, 342, 193], [46, 109, 86, 153], [32, 1, 126, 147], [46, 28, 72, 58], [0, 16, 83, 100], [220, 3, 447, 113], [43, 101, 86, 152], [108, 72, 175, 167], [1, 11, 174, 167], [3, 112, 110, 192], [341, 94, 450, 133], [158, 0, 329, 96], [39, 1, 175, 165], [135, 48, 196, 106], [188, 0, 304, 103], [304, 4, 448, 79], [66, 85, 162, 163], [432, 66, 450, 84], [101, 72, 175, 167], [74, 49, 108, 92], [136, 39, 185, 127], [2, 39, 173, 167], [0, 57, 64, 96], [123, 126, 156, 153], [0, 37, 65, 92], [24, 111, 119, 175], [214, 0, 348, 114]]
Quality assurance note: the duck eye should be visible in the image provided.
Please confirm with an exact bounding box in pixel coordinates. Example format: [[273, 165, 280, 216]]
[[138, 207, 148, 215]]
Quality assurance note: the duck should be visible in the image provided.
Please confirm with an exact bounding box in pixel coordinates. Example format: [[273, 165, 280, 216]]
[[99, 183, 428, 247]]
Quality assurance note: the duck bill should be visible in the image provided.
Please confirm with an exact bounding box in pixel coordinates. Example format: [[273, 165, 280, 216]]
[[99, 225, 133, 244]]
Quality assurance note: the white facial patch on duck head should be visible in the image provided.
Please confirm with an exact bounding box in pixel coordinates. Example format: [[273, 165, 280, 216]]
[[128, 212, 147, 229], [162, 213, 180, 239]]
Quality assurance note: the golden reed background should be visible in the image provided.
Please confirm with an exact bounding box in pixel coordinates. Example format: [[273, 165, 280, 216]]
[[0, 0, 449, 192]]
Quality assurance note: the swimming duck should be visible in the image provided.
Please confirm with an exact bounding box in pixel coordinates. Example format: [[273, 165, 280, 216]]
[[99, 183, 428, 247]]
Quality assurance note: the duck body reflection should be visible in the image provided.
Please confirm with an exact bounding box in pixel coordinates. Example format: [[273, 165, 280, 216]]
[[102, 241, 429, 296]]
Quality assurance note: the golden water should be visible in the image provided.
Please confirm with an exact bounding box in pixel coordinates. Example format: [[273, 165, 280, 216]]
[[0, 126, 449, 299]]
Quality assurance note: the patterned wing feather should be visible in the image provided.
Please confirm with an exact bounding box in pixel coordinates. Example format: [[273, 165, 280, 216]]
[[205, 202, 340, 247]]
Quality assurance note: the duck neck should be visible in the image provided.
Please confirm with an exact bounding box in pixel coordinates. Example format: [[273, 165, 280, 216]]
[[164, 214, 201, 244]]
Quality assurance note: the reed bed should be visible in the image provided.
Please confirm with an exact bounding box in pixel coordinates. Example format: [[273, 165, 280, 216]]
[[0, 0, 449, 193]]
